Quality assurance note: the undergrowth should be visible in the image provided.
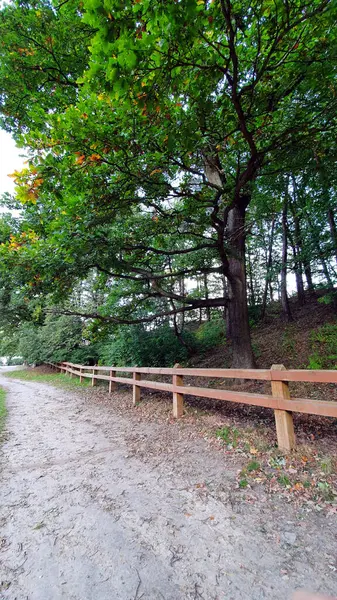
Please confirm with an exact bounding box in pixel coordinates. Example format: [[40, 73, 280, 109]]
[[308, 322, 337, 369], [215, 424, 337, 508]]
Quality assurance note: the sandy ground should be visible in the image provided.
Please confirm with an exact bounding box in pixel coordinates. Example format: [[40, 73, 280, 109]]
[[0, 373, 336, 600]]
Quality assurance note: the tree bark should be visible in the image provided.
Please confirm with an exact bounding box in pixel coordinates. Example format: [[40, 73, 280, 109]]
[[306, 213, 334, 288], [246, 246, 256, 307], [328, 207, 337, 266], [226, 203, 256, 368], [304, 264, 314, 292], [281, 193, 293, 321], [261, 217, 275, 319], [289, 234, 305, 306], [204, 155, 255, 367], [203, 273, 211, 322]]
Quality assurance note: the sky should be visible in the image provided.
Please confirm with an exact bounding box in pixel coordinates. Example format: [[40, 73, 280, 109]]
[[0, 130, 26, 196]]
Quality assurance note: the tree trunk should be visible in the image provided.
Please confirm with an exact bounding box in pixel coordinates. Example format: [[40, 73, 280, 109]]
[[246, 247, 256, 307], [222, 274, 228, 321], [227, 204, 256, 368], [261, 217, 275, 319], [305, 213, 333, 288], [281, 193, 293, 321], [328, 207, 337, 266], [289, 234, 305, 306], [204, 155, 255, 367], [203, 273, 211, 322], [304, 264, 314, 292], [291, 175, 314, 293]]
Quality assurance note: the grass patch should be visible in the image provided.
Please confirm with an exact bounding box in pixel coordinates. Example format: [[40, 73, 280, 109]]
[[216, 425, 239, 448], [0, 387, 6, 434], [3, 369, 89, 389]]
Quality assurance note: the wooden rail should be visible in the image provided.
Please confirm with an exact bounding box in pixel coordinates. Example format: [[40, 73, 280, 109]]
[[46, 361, 337, 452]]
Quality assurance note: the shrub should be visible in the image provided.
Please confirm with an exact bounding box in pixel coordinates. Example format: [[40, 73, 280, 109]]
[[194, 318, 226, 352], [98, 324, 189, 367], [308, 322, 337, 370]]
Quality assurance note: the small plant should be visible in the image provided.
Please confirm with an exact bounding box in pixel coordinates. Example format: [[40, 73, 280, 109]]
[[320, 457, 334, 475], [278, 474, 291, 487], [318, 292, 337, 306], [216, 426, 239, 448], [239, 478, 249, 489], [269, 456, 286, 469], [307, 354, 323, 370], [246, 460, 260, 472], [316, 481, 335, 502]]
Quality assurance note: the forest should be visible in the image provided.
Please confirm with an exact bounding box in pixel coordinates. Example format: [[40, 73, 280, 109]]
[[0, 0, 336, 369]]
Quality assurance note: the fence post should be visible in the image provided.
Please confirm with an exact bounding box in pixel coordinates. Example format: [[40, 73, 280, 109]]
[[92, 367, 97, 387], [271, 364, 296, 452], [79, 367, 83, 383], [109, 369, 116, 394], [173, 363, 184, 418], [133, 370, 141, 405]]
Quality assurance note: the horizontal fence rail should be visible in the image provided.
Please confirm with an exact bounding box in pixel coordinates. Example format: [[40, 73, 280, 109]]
[[46, 361, 337, 452]]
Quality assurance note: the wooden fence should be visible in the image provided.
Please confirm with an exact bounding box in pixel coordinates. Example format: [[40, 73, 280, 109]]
[[47, 361, 337, 452]]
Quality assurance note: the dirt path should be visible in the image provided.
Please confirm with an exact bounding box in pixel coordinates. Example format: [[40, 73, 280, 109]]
[[0, 374, 336, 600]]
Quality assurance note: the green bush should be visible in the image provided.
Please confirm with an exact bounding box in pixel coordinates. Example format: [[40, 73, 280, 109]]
[[7, 316, 99, 365], [308, 322, 337, 370], [98, 324, 189, 367], [193, 318, 226, 352], [2, 314, 227, 369]]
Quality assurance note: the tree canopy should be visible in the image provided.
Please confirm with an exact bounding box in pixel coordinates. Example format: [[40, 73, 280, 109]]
[[0, 0, 337, 367]]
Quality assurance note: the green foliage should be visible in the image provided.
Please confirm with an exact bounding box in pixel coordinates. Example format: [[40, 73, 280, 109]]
[[216, 426, 239, 448], [0, 0, 336, 369], [194, 319, 226, 352], [98, 324, 189, 367], [308, 322, 337, 369], [0, 0, 92, 133], [318, 292, 337, 306], [1, 315, 98, 365], [320, 457, 333, 475], [246, 460, 260, 473], [278, 474, 291, 488], [316, 481, 335, 502]]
